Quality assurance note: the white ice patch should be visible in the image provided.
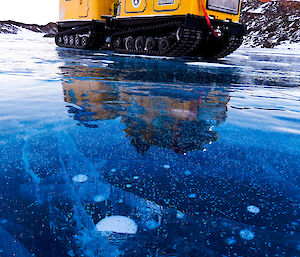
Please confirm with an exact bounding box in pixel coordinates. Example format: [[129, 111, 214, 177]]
[[247, 205, 260, 214], [93, 52, 108, 56], [101, 60, 114, 64], [72, 174, 88, 183], [96, 216, 138, 234], [113, 53, 174, 60], [0, 27, 46, 41], [186, 62, 237, 68], [163, 165, 170, 169], [239, 229, 255, 240], [274, 42, 300, 51]]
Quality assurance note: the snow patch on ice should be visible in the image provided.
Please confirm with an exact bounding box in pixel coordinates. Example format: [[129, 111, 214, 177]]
[[273, 42, 300, 51], [271, 127, 300, 135], [96, 216, 138, 234], [0, 27, 45, 41], [113, 53, 174, 60], [186, 62, 238, 68]]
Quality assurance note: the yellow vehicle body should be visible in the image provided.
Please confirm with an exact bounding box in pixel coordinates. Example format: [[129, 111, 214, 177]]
[[56, 0, 245, 58], [59, 0, 112, 21], [119, 0, 240, 23], [59, 0, 241, 23]]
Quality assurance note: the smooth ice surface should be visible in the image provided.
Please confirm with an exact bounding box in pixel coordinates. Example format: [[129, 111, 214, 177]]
[[0, 35, 299, 257], [96, 216, 138, 234]]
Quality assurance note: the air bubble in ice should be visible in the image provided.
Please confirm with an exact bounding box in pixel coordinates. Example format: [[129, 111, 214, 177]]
[[226, 237, 236, 245], [0, 219, 7, 224], [93, 195, 107, 203], [72, 174, 88, 183], [247, 205, 260, 214], [145, 220, 160, 230], [239, 229, 255, 240], [188, 193, 196, 198], [176, 211, 185, 219], [184, 170, 191, 176], [96, 216, 138, 234]]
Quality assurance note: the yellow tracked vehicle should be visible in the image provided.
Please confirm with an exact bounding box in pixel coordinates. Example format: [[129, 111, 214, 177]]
[[56, 0, 246, 58]]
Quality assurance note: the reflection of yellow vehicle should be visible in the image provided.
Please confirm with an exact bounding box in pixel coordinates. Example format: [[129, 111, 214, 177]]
[[62, 67, 229, 154], [56, 0, 246, 58]]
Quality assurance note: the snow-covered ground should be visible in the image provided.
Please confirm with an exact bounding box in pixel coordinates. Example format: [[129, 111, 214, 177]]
[[241, 0, 300, 47], [0, 27, 46, 41]]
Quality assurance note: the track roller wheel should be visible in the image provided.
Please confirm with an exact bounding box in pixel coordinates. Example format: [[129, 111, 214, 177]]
[[158, 37, 170, 54], [75, 35, 81, 48], [125, 36, 135, 51], [81, 36, 89, 49], [145, 37, 155, 52], [69, 35, 74, 46], [113, 37, 122, 49], [63, 35, 69, 45], [135, 36, 145, 52], [55, 35, 63, 46]]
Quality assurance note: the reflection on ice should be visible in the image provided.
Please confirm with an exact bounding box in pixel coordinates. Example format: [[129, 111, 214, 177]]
[[61, 64, 229, 155]]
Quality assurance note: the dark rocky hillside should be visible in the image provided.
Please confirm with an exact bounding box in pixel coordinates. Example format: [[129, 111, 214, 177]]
[[0, 21, 57, 37], [240, 0, 300, 47]]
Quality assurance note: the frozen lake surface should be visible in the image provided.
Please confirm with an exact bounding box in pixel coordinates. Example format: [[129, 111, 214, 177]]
[[0, 35, 299, 256]]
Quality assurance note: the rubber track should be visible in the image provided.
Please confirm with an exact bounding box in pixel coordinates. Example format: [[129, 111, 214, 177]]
[[111, 21, 202, 57], [55, 21, 243, 58], [214, 35, 243, 59], [55, 27, 98, 49]]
